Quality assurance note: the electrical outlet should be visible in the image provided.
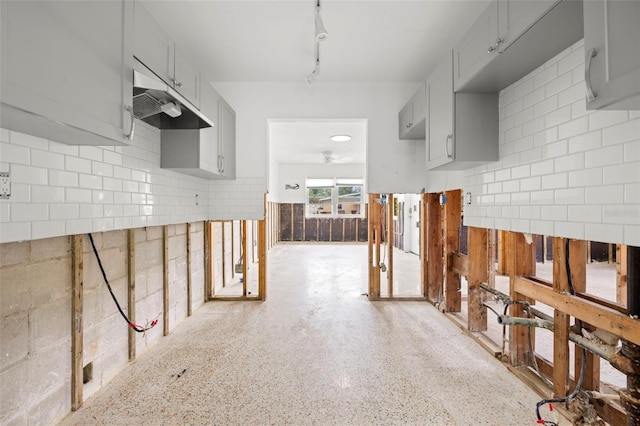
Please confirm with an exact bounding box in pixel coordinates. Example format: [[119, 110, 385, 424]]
[[0, 172, 10, 199]]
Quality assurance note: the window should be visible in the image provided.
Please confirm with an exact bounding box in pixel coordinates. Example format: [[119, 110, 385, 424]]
[[306, 178, 364, 218]]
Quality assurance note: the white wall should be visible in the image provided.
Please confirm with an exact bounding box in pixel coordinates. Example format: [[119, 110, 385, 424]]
[[214, 81, 428, 212], [464, 40, 640, 246], [0, 123, 211, 244], [275, 163, 366, 204]]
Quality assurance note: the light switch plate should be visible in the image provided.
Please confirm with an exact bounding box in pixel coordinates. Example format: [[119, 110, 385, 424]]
[[0, 171, 11, 199]]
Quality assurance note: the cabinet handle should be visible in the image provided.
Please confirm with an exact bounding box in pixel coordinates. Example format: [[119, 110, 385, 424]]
[[585, 48, 598, 102], [125, 106, 135, 140], [445, 134, 453, 158], [221, 155, 225, 173], [217, 155, 222, 173]]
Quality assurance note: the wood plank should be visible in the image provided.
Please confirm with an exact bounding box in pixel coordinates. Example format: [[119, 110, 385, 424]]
[[205, 221, 213, 301], [617, 244, 628, 307], [509, 232, 536, 367], [186, 223, 192, 317], [221, 221, 227, 287], [514, 276, 640, 346], [420, 194, 428, 298], [279, 204, 292, 241], [71, 234, 83, 411], [426, 193, 442, 303], [163, 225, 169, 336], [242, 220, 248, 297], [553, 237, 571, 398], [444, 190, 461, 312], [468, 227, 488, 332], [487, 229, 496, 287], [387, 193, 393, 297], [127, 229, 136, 361], [497, 230, 507, 275], [258, 219, 267, 301], [368, 194, 380, 300], [449, 252, 469, 276]]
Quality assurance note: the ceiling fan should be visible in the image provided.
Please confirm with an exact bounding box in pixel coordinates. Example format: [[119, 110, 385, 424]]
[[321, 150, 352, 164]]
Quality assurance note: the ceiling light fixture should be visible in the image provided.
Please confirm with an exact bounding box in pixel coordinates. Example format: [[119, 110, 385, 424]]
[[330, 135, 351, 142], [315, 0, 328, 42]]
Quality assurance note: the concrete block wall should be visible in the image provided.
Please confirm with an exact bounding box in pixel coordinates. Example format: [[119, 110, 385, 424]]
[[0, 122, 211, 244], [464, 39, 640, 246], [0, 221, 209, 425], [0, 237, 72, 425]]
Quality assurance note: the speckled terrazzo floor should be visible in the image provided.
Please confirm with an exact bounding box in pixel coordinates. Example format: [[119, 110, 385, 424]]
[[60, 243, 565, 426]]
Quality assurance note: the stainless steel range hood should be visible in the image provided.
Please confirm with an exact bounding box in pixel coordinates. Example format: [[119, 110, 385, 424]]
[[133, 59, 213, 130]]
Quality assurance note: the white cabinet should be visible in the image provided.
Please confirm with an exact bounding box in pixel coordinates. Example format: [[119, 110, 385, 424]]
[[399, 84, 426, 140], [134, 2, 200, 108], [160, 83, 235, 179], [453, 0, 582, 92], [584, 0, 640, 110], [426, 52, 498, 171], [0, 0, 134, 146], [217, 97, 236, 180]]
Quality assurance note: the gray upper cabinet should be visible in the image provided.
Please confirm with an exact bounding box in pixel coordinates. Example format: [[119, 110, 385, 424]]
[[399, 84, 426, 140], [134, 2, 200, 109], [218, 97, 237, 180], [584, 0, 640, 110], [454, 0, 583, 92], [160, 82, 236, 179], [427, 52, 498, 171], [0, 0, 134, 146], [453, 2, 499, 93]]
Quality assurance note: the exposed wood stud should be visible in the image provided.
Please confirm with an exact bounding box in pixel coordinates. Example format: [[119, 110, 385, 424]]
[[617, 244, 628, 307], [426, 193, 442, 303], [163, 225, 169, 336], [497, 230, 507, 275], [205, 221, 213, 301], [258, 219, 267, 301], [127, 229, 136, 361], [552, 237, 571, 397], [231, 221, 236, 278], [368, 194, 380, 300], [242, 220, 248, 297], [221, 222, 227, 287], [508, 232, 536, 367], [487, 229, 496, 287], [420, 193, 428, 298], [387, 193, 394, 297], [186, 223, 192, 316], [468, 227, 488, 332], [71, 234, 84, 411], [444, 190, 461, 312]]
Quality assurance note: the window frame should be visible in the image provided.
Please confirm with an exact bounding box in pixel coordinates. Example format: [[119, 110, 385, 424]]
[[305, 178, 365, 219]]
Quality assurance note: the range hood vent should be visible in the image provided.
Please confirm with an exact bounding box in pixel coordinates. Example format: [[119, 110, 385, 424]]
[[133, 60, 212, 130]]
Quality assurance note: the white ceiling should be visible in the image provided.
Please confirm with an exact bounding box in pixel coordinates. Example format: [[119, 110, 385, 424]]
[[141, 0, 491, 164]]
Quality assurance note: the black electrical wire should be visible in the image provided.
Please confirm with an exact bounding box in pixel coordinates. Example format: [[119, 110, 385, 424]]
[[535, 238, 588, 425], [88, 233, 158, 333]]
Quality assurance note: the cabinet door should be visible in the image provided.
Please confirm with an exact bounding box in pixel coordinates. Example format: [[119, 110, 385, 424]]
[[453, 1, 499, 91], [218, 98, 236, 179], [133, 2, 174, 84], [1, 0, 132, 145], [427, 54, 454, 170], [498, 0, 558, 52], [174, 49, 201, 109], [199, 83, 220, 174], [398, 102, 413, 139], [584, 0, 640, 110]]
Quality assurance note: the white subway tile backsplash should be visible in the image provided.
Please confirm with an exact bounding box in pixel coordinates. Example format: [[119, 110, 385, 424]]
[[554, 152, 584, 172], [545, 71, 573, 97], [531, 190, 554, 205], [586, 185, 623, 205], [31, 185, 64, 203], [533, 63, 558, 89], [49, 170, 79, 187], [602, 118, 640, 145], [542, 205, 568, 221], [31, 149, 65, 170], [503, 180, 520, 193], [603, 162, 640, 185], [66, 188, 92, 204], [541, 139, 568, 159], [11, 203, 48, 222], [568, 168, 602, 187], [80, 204, 103, 218], [520, 177, 541, 191], [534, 96, 558, 118], [103, 150, 123, 166], [545, 105, 571, 128], [568, 131, 602, 154], [92, 161, 114, 177], [1, 222, 30, 242], [522, 117, 545, 137], [513, 107, 534, 127], [511, 165, 530, 179], [585, 145, 624, 168], [533, 128, 559, 147], [11, 164, 47, 185], [555, 221, 584, 240], [50, 204, 79, 221], [624, 225, 640, 246], [531, 159, 554, 176], [0, 142, 30, 165], [585, 223, 624, 244], [79, 146, 103, 161], [603, 205, 640, 225], [570, 98, 588, 119], [79, 174, 102, 190], [625, 183, 640, 204], [589, 110, 630, 132], [531, 220, 554, 236], [10, 131, 47, 149], [541, 173, 567, 190], [65, 156, 92, 174], [504, 97, 524, 118], [520, 205, 540, 220], [31, 220, 65, 240], [558, 117, 588, 140], [555, 188, 584, 205], [523, 87, 546, 109], [92, 190, 113, 204], [513, 77, 534, 100]]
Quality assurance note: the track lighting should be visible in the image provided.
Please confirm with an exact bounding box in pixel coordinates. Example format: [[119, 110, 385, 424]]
[[306, 59, 320, 84], [315, 1, 328, 42]]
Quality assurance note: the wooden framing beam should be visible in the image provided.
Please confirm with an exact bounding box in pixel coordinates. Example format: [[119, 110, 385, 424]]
[[205, 221, 213, 301], [163, 225, 169, 336], [368, 194, 381, 300], [71, 234, 83, 411], [186, 223, 192, 316], [127, 229, 136, 361], [468, 227, 488, 332], [258, 219, 267, 301], [487, 229, 496, 287], [387, 193, 394, 297], [508, 232, 536, 367], [514, 276, 640, 346], [449, 252, 468, 276], [242, 220, 248, 297], [426, 193, 442, 302], [552, 237, 571, 397], [617, 244, 628, 307], [420, 194, 428, 298], [497, 230, 507, 275], [444, 190, 461, 312]]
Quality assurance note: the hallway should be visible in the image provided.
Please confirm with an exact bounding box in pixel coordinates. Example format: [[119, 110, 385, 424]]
[[61, 244, 559, 425]]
